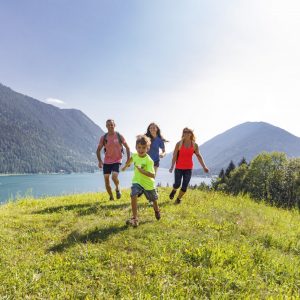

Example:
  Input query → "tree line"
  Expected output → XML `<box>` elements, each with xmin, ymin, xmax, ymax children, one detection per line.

<box><xmin>211</xmin><ymin>152</ymin><xmax>300</xmax><ymax>209</ymax></box>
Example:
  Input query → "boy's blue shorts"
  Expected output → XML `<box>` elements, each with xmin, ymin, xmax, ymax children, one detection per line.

<box><xmin>131</xmin><ymin>183</ymin><xmax>158</xmax><ymax>203</ymax></box>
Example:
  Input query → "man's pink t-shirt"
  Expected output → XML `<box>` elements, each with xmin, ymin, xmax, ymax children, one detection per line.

<box><xmin>99</xmin><ymin>132</ymin><xmax>125</xmax><ymax>164</ymax></box>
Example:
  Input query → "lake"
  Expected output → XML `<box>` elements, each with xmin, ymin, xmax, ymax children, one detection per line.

<box><xmin>0</xmin><ymin>168</ymin><xmax>212</xmax><ymax>204</ymax></box>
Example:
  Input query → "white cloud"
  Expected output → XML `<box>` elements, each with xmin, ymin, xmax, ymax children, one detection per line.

<box><xmin>45</xmin><ymin>98</ymin><xmax>66</xmax><ymax>106</ymax></box>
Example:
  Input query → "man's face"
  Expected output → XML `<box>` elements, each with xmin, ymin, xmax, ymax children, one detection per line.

<box><xmin>136</xmin><ymin>143</ymin><xmax>148</xmax><ymax>156</ymax></box>
<box><xmin>106</xmin><ymin>121</ymin><xmax>115</xmax><ymax>131</ymax></box>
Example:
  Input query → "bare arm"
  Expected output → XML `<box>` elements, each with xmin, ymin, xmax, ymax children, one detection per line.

<box><xmin>169</xmin><ymin>142</ymin><xmax>180</xmax><ymax>173</ymax></box>
<box><xmin>159</xmin><ymin>148</ymin><xmax>166</xmax><ymax>158</ymax></box>
<box><xmin>194</xmin><ymin>143</ymin><xmax>209</xmax><ymax>173</ymax></box>
<box><xmin>136</xmin><ymin>166</ymin><xmax>155</xmax><ymax>178</ymax></box>
<box><xmin>96</xmin><ymin>142</ymin><xmax>104</xmax><ymax>168</ymax></box>
<box><xmin>121</xmin><ymin>157</ymin><xmax>133</xmax><ymax>171</ymax></box>
<box><xmin>159</xmin><ymin>140</ymin><xmax>166</xmax><ymax>158</ymax></box>
<box><xmin>122</xmin><ymin>139</ymin><xmax>131</xmax><ymax>164</ymax></box>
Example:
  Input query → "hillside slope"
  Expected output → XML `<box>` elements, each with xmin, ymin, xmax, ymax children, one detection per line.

<box><xmin>160</xmin><ymin>122</ymin><xmax>300</xmax><ymax>173</ymax></box>
<box><xmin>0</xmin><ymin>83</ymin><xmax>104</xmax><ymax>173</ymax></box>
<box><xmin>1</xmin><ymin>189</ymin><xmax>299</xmax><ymax>298</ymax></box>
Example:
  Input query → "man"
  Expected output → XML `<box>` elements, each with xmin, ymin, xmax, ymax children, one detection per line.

<box><xmin>96</xmin><ymin>119</ymin><xmax>130</xmax><ymax>200</ymax></box>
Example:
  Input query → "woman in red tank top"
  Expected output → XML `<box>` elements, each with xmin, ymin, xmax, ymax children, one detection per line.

<box><xmin>169</xmin><ymin>128</ymin><xmax>209</xmax><ymax>204</ymax></box>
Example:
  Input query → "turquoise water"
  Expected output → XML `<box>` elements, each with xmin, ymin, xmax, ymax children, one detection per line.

<box><xmin>0</xmin><ymin>168</ymin><xmax>211</xmax><ymax>204</ymax></box>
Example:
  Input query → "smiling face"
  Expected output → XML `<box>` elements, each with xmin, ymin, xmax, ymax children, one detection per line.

<box><xmin>182</xmin><ymin>129</ymin><xmax>191</xmax><ymax>138</ymax></box>
<box><xmin>181</xmin><ymin>128</ymin><xmax>194</xmax><ymax>141</ymax></box>
<box><xmin>136</xmin><ymin>143</ymin><xmax>148</xmax><ymax>156</ymax></box>
<box><xmin>149</xmin><ymin>124</ymin><xmax>158</xmax><ymax>137</ymax></box>
<box><xmin>106</xmin><ymin>120</ymin><xmax>115</xmax><ymax>133</ymax></box>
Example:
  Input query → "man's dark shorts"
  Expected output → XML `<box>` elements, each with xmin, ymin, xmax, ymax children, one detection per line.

<box><xmin>154</xmin><ymin>161</ymin><xmax>159</xmax><ymax>167</ymax></box>
<box><xmin>103</xmin><ymin>163</ymin><xmax>121</xmax><ymax>175</ymax></box>
<box><xmin>131</xmin><ymin>183</ymin><xmax>158</xmax><ymax>203</ymax></box>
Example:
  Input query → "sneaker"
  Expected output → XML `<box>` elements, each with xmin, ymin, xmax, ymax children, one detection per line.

<box><xmin>169</xmin><ymin>190</ymin><xmax>176</xmax><ymax>200</ymax></box>
<box><xmin>175</xmin><ymin>198</ymin><xmax>181</xmax><ymax>204</ymax></box>
<box><xmin>116</xmin><ymin>190</ymin><xmax>121</xmax><ymax>199</ymax></box>
<box><xmin>126</xmin><ymin>217</ymin><xmax>139</xmax><ymax>227</ymax></box>
<box><xmin>109</xmin><ymin>196</ymin><xmax>114</xmax><ymax>201</ymax></box>
<box><xmin>154</xmin><ymin>210</ymin><xmax>161</xmax><ymax>220</ymax></box>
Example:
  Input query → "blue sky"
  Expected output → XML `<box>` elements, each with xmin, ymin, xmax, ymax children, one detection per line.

<box><xmin>1</xmin><ymin>0</ymin><xmax>300</xmax><ymax>151</ymax></box>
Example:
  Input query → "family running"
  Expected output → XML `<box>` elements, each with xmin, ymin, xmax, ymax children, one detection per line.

<box><xmin>96</xmin><ymin>119</ymin><xmax>209</xmax><ymax>227</ymax></box>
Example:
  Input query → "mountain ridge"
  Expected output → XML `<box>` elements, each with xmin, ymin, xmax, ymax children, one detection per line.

<box><xmin>0</xmin><ymin>83</ymin><xmax>104</xmax><ymax>173</ymax></box>
<box><xmin>1</xmin><ymin>83</ymin><xmax>300</xmax><ymax>174</ymax></box>
<box><xmin>160</xmin><ymin>121</ymin><xmax>300</xmax><ymax>173</ymax></box>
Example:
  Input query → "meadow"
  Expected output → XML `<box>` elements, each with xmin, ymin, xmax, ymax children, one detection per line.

<box><xmin>1</xmin><ymin>188</ymin><xmax>300</xmax><ymax>299</ymax></box>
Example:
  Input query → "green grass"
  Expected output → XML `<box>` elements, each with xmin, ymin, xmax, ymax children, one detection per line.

<box><xmin>1</xmin><ymin>188</ymin><xmax>300</xmax><ymax>299</ymax></box>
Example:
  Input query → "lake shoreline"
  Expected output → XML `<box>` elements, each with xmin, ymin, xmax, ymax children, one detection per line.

<box><xmin>0</xmin><ymin>170</ymin><xmax>212</xmax><ymax>204</ymax></box>
<box><xmin>0</xmin><ymin>172</ymin><xmax>99</xmax><ymax>176</ymax></box>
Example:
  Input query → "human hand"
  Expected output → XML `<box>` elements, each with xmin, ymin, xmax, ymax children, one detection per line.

<box><xmin>135</xmin><ymin>165</ymin><xmax>143</xmax><ymax>173</ymax></box>
<box><xmin>121</xmin><ymin>166</ymin><xmax>127</xmax><ymax>172</ymax></box>
<box><xmin>98</xmin><ymin>161</ymin><xmax>103</xmax><ymax>169</ymax></box>
<box><xmin>204</xmin><ymin>166</ymin><xmax>209</xmax><ymax>173</ymax></box>
<box><xmin>169</xmin><ymin>167</ymin><xmax>173</xmax><ymax>173</ymax></box>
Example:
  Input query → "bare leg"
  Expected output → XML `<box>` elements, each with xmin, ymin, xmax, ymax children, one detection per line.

<box><xmin>152</xmin><ymin>200</ymin><xmax>161</xmax><ymax>220</ymax></box>
<box><xmin>154</xmin><ymin>166</ymin><xmax>158</xmax><ymax>177</ymax></box>
<box><xmin>152</xmin><ymin>200</ymin><xmax>159</xmax><ymax>212</ymax></box>
<box><xmin>131</xmin><ymin>195</ymin><xmax>138</xmax><ymax>219</ymax></box>
<box><xmin>177</xmin><ymin>189</ymin><xmax>186</xmax><ymax>200</ymax></box>
<box><xmin>169</xmin><ymin>188</ymin><xmax>177</xmax><ymax>199</ymax></box>
<box><xmin>111</xmin><ymin>172</ymin><xmax>120</xmax><ymax>191</ymax></box>
<box><xmin>104</xmin><ymin>174</ymin><xmax>114</xmax><ymax>199</ymax></box>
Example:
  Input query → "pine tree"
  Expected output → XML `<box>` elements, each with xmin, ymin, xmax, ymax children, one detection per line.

<box><xmin>225</xmin><ymin>161</ymin><xmax>236</xmax><ymax>178</ymax></box>
<box><xmin>238</xmin><ymin>157</ymin><xmax>248</xmax><ymax>166</ymax></box>
<box><xmin>218</xmin><ymin>168</ymin><xmax>225</xmax><ymax>183</ymax></box>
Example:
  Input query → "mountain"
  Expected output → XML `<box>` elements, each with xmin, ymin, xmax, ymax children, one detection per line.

<box><xmin>0</xmin><ymin>83</ymin><xmax>104</xmax><ymax>173</ymax></box>
<box><xmin>160</xmin><ymin>122</ymin><xmax>300</xmax><ymax>174</ymax></box>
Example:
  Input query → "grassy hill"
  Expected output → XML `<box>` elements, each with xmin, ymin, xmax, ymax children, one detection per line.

<box><xmin>1</xmin><ymin>189</ymin><xmax>300</xmax><ymax>299</ymax></box>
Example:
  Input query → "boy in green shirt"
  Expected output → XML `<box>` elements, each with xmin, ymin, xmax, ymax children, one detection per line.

<box><xmin>122</xmin><ymin>135</ymin><xmax>160</xmax><ymax>227</ymax></box>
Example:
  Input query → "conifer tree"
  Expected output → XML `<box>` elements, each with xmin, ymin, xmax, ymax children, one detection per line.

<box><xmin>225</xmin><ymin>160</ymin><xmax>236</xmax><ymax>178</ymax></box>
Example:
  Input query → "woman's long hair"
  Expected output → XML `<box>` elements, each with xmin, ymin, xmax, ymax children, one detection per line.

<box><xmin>146</xmin><ymin>122</ymin><xmax>168</xmax><ymax>142</ymax></box>
<box><xmin>181</xmin><ymin>127</ymin><xmax>196</xmax><ymax>142</ymax></box>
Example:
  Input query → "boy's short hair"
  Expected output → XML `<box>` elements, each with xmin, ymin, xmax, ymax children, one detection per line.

<box><xmin>136</xmin><ymin>135</ymin><xmax>151</xmax><ymax>147</ymax></box>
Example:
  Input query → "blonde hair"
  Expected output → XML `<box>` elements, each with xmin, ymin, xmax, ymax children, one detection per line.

<box><xmin>136</xmin><ymin>135</ymin><xmax>151</xmax><ymax>147</ymax></box>
<box><xmin>181</xmin><ymin>127</ymin><xmax>196</xmax><ymax>142</ymax></box>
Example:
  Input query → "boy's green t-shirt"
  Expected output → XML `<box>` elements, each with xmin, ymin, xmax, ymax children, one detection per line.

<box><xmin>132</xmin><ymin>153</ymin><xmax>155</xmax><ymax>190</ymax></box>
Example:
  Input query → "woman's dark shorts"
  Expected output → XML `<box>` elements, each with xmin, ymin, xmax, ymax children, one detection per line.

<box><xmin>153</xmin><ymin>161</ymin><xmax>160</xmax><ymax>167</ymax></box>
<box><xmin>131</xmin><ymin>183</ymin><xmax>158</xmax><ymax>203</ymax></box>
<box><xmin>103</xmin><ymin>163</ymin><xmax>121</xmax><ymax>175</ymax></box>
<box><xmin>173</xmin><ymin>168</ymin><xmax>192</xmax><ymax>192</ymax></box>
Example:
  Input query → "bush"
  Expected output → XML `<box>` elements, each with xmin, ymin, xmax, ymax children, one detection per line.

<box><xmin>213</xmin><ymin>152</ymin><xmax>300</xmax><ymax>209</ymax></box>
